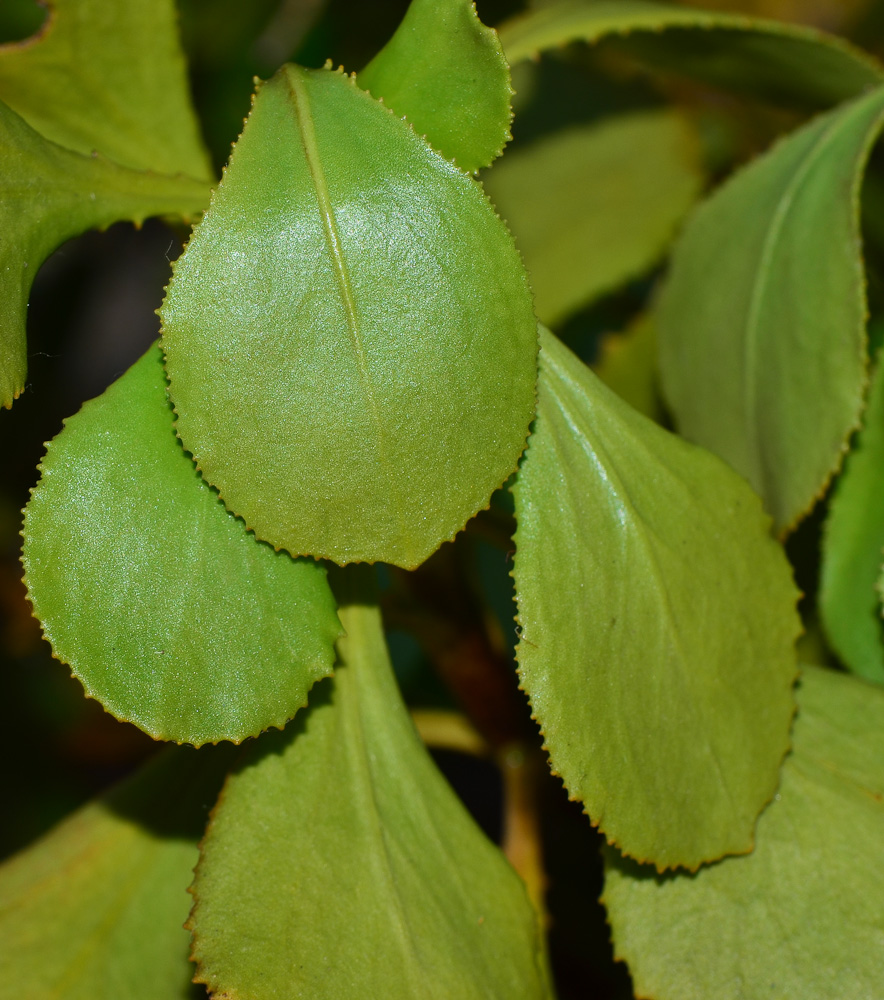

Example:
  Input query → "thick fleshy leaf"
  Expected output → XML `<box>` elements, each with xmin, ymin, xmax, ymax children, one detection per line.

<box><xmin>189</xmin><ymin>566</ymin><xmax>547</xmax><ymax>1000</ymax></box>
<box><xmin>482</xmin><ymin>111</ymin><xmax>702</xmax><ymax>326</ymax></box>
<box><xmin>499</xmin><ymin>0</ymin><xmax>884</xmax><ymax>108</ymax></box>
<box><xmin>161</xmin><ymin>65</ymin><xmax>537</xmax><ymax>569</ymax></box>
<box><xmin>512</xmin><ymin>329</ymin><xmax>799</xmax><ymax>869</ymax></box>
<box><xmin>603</xmin><ymin>665</ymin><xmax>884</xmax><ymax>999</ymax></box>
<box><xmin>0</xmin><ymin>745</ymin><xmax>233</xmax><ymax>1000</ymax></box>
<box><xmin>22</xmin><ymin>346</ymin><xmax>341</xmax><ymax>746</ymax></box>
<box><xmin>658</xmin><ymin>87</ymin><xmax>884</xmax><ymax>534</ymax></box>
<box><xmin>0</xmin><ymin>0</ymin><xmax>211</xmax><ymax>179</ymax></box>
<box><xmin>0</xmin><ymin>99</ymin><xmax>208</xmax><ymax>408</ymax></box>
<box><xmin>358</xmin><ymin>0</ymin><xmax>512</xmax><ymax>173</ymax></box>
<box><xmin>820</xmin><ymin>349</ymin><xmax>884</xmax><ymax>684</ymax></box>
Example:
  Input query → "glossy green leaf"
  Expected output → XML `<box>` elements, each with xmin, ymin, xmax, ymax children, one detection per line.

<box><xmin>658</xmin><ymin>87</ymin><xmax>884</xmax><ymax>534</ymax></box>
<box><xmin>190</xmin><ymin>566</ymin><xmax>547</xmax><ymax>1000</ymax></box>
<box><xmin>482</xmin><ymin>111</ymin><xmax>702</xmax><ymax>326</ymax></box>
<box><xmin>0</xmin><ymin>99</ymin><xmax>208</xmax><ymax>408</ymax></box>
<box><xmin>161</xmin><ymin>64</ymin><xmax>537</xmax><ymax>570</ymax></box>
<box><xmin>512</xmin><ymin>329</ymin><xmax>799</xmax><ymax>869</ymax></box>
<box><xmin>22</xmin><ymin>346</ymin><xmax>341</xmax><ymax>746</ymax></box>
<box><xmin>0</xmin><ymin>745</ymin><xmax>233</xmax><ymax>1000</ymax></box>
<box><xmin>499</xmin><ymin>0</ymin><xmax>884</xmax><ymax>108</ymax></box>
<box><xmin>820</xmin><ymin>349</ymin><xmax>884</xmax><ymax>684</ymax></box>
<box><xmin>0</xmin><ymin>0</ymin><xmax>211</xmax><ymax>179</ymax></box>
<box><xmin>603</xmin><ymin>665</ymin><xmax>884</xmax><ymax>999</ymax></box>
<box><xmin>593</xmin><ymin>313</ymin><xmax>663</xmax><ymax>423</ymax></box>
<box><xmin>358</xmin><ymin>0</ymin><xmax>512</xmax><ymax>173</ymax></box>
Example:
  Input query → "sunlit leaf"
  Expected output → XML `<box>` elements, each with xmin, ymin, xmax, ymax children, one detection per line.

<box><xmin>0</xmin><ymin>745</ymin><xmax>233</xmax><ymax>1000</ymax></box>
<box><xmin>0</xmin><ymin>100</ymin><xmax>208</xmax><ymax>408</ymax></box>
<box><xmin>22</xmin><ymin>346</ymin><xmax>341</xmax><ymax>746</ymax></box>
<box><xmin>593</xmin><ymin>313</ymin><xmax>663</xmax><ymax>422</ymax></box>
<box><xmin>0</xmin><ymin>0</ymin><xmax>212</xmax><ymax>179</ymax></box>
<box><xmin>358</xmin><ymin>0</ymin><xmax>512</xmax><ymax>172</ymax></box>
<box><xmin>499</xmin><ymin>0</ymin><xmax>884</xmax><ymax>108</ymax></box>
<box><xmin>512</xmin><ymin>328</ymin><xmax>799</xmax><ymax>869</ymax></box>
<box><xmin>820</xmin><ymin>348</ymin><xmax>884</xmax><ymax>684</ymax></box>
<box><xmin>603</xmin><ymin>664</ymin><xmax>884</xmax><ymax>999</ymax></box>
<box><xmin>483</xmin><ymin>111</ymin><xmax>702</xmax><ymax>326</ymax></box>
<box><xmin>658</xmin><ymin>87</ymin><xmax>884</xmax><ymax>533</ymax></box>
<box><xmin>190</xmin><ymin>566</ymin><xmax>547</xmax><ymax>1000</ymax></box>
<box><xmin>161</xmin><ymin>65</ymin><xmax>537</xmax><ymax>569</ymax></box>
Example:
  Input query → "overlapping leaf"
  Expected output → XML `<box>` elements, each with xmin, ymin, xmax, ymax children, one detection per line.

<box><xmin>512</xmin><ymin>329</ymin><xmax>799</xmax><ymax>869</ymax></box>
<box><xmin>161</xmin><ymin>64</ymin><xmax>537</xmax><ymax>569</ymax></box>
<box><xmin>0</xmin><ymin>0</ymin><xmax>211</xmax><ymax>179</ymax></box>
<box><xmin>358</xmin><ymin>0</ymin><xmax>512</xmax><ymax>172</ymax></box>
<box><xmin>657</xmin><ymin>86</ymin><xmax>884</xmax><ymax>533</ymax></box>
<box><xmin>594</xmin><ymin>313</ymin><xmax>663</xmax><ymax>422</ymax></box>
<box><xmin>0</xmin><ymin>745</ymin><xmax>233</xmax><ymax>1000</ymax></box>
<box><xmin>820</xmin><ymin>348</ymin><xmax>884</xmax><ymax>684</ymax></box>
<box><xmin>603</xmin><ymin>665</ymin><xmax>884</xmax><ymax>999</ymax></box>
<box><xmin>0</xmin><ymin>100</ymin><xmax>208</xmax><ymax>407</ymax></box>
<box><xmin>498</xmin><ymin>0</ymin><xmax>884</xmax><ymax>108</ymax></box>
<box><xmin>22</xmin><ymin>346</ymin><xmax>341</xmax><ymax>746</ymax></box>
<box><xmin>190</xmin><ymin>567</ymin><xmax>547</xmax><ymax>1000</ymax></box>
<box><xmin>482</xmin><ymin>110</ymin><xmax>702</xmax><ymax>326</ymax></box>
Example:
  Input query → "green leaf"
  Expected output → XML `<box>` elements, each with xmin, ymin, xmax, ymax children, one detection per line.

<box><xmin>22</xmin><ymin>346</ymin><xmax>341</xmax><ymax>746</ymax></box>
<box><xmin>0</xmin><ymin>0</ymin><xmax>212</xmax><ymax>179</ymax></box>
<box><xmin>658</xmin><ymin>87</ymin><xmax>884</xmax><ymax>534</ymax></box>
<box><xmin>0</xmin><ymin>745</ymin><xmax>233</xmax><ymax>1000</ymax></box>
<box><xmin>161</xmin><ymin>65</ymin><xmax>537</xmax><ymax>570</ymax></box>
<box><xmin>498</xmin><ymin>0</ymin><xmax>884</xmax><ymax>108</ymax></box>
<box><xmin>593</xmin><ymin>313</ymin><xmax>663</xmax><ymax>423</ymax></box>
<box><xmin>482</xmin><ymin>110</ymin><xmax>702</xmax><ymax>326</ymax></box>
<box><xmin>358</xmin><ymin>0</ymin><xmax>512</xmax><ymax>173</ymax></box>
<box><xmin>189</xmin><ymin>566</ymin><xmax>547</xmax><ymax>1000</ymax></box>
<box><xmin>0</xmin><ymin>99</ymin><xmax>208</xmax><ymax>408</ymax></box>
<box><xmin>512</xmin><ymin>328</ymin><xmax>799</xmax><ymax>869</ymax></box>
<box><xmin>820</xmin><ymin>348</ymin><xmax>884</xmax><ymax>684</ymax></box>
<box><xmin>603</xmin><ymin>665</ymin><xmax>884</xmax><ymax>999</ymax></box>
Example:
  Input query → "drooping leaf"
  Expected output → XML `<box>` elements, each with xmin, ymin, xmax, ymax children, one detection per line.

<box><xmin>482</xmin><ymin>111</ymin><xmax>702</xmax><ymax>326</ymax></box>
<box><xmin>499</xmin><ymin>0</ymin><xmax>884</xmax><ymax>108</ymax></box>
<box><xmin>0</xmin><ymin>0</ymin><xmax>212</xmax><ymax>179</ymax></box>
<box><xmin>593</xmin><ymin>313</ymin><xmax>663</xmax><ymax>422</ymax></box>
<box><xmin>512</xmin><ymin>328</ymin><xmax>799</xmax><ymax>869</ymax></box>
<box><xmin>358</xmin><ymin>0</ymin><xmax>512</xmax><ymax>173</ymax></box>
<box><xmin>820</xmin><ymin>348</ymin><xmax>884</xmax><ymax>684</ymax></box>
<box><xmin>161</xmin><ymin>64</ymin><xmax>537</xmax><ymax>570</ymax></box>
<box><xmin>0</xmin><ymin>100</ymin><xmax>208</xmax><ymax>408</ymax></box>
<box><xmin>657</xmin><ymin>86</ymin><xmax>884</xmax><ymax>534</ymax></box>
<box><xmin>603</xmin><ymin>664</ymin><xmax>884</xmax><ymax>999</ymax></box>
<box><xmin>0</xmin><ymin>745</ymin><xmax>234</xmax><ymax>1000</ymax></box>
<box><xmin>22</xmin><ymin>346</ymin><xmax>341</xmax><ymax>746</ymax></box>
<box><xmin>189</xmin><ymin>566</ymin><xmax>547</xmax><ymax>1000</ymax></box>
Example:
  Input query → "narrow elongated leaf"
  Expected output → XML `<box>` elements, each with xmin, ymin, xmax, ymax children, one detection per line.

<box><xmin>0</xmin><ymin>0</ymin><xmax>211</xmax><ymax>179</ymax></box>
<box><xmin>23</xmin><ymin>346</ymin><xmax>341</xmax><ymax>746</ymax></box>
<box><xmin>482</xmin><ymin>110</ymin><xmax>702</xmax><ymax>326</ymax></box>
<box><xmin>512</xmin><ymin>329</ymin><xmax>799</xmax><ymax>869</ymax></box>
<box><xmin>358</xmin><ymin>0</ymin><xmax>512</xmax><ymax>172</ymax></box>
<box><xmin>499</xmin><ymin>0</ymin><xmax>884</xmax><ymax>108</ymax></box>
<box><xmin>820</xmin><ymin>349</ymin><xmax>884</xmax><ymax>684</ymax></box>
<box><xmin>161</xmin><ymin>65</ymin><xmax>537</xmax><ymax>569</ymax></box>
<box><xmin>0</xmin><ymin>746</ymin><xmax>233</xmax><ymax>1000</ymax></box>
<box><xmin>190</xmin><ymin>566</ymin><xmax>546</xmax><ymax>1000</ymax></box>
<box><xmin>603</xmin><ymin>665</ymin><xmax>884</xmax><ymax>1000</ymax></box>
<box><xmin>658</xmin><ymin>87</ymin><xmax>884</xmax><ymax>533</ymax></box>
<box><xmin>0</xmin><ymin>100</ymin><xmax>208</xmax><ymax>408</ymax></box>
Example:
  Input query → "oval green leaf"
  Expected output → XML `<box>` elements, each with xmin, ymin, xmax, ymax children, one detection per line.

<box><xmin>190</xmin><ymin>566</ymin><xmax>547</xmax><ymax>999</ymax></box>
<box><xmin>358</xmin><ymin>0</ymin><xmax>512</xmax><ymax>173</ymax></box>
<box><xmin>512</xmin><ymin>328</ymin><xmax>800</xmax><ymax>869</ymax></box>
<box><xmin>22</xmin><ymin>346</ymin><xmax>341</xmax><ymax>746</ymax></box>
<box><xmin>161</xmin><ymin>64</ymin><xmax>537</xmax><ymax>569</ymax></box>
<box><xmin>658</xmin><ymin>86</ymin><xmax>884</xmax><ymax>534</ymax></box>
<box><xmin>0</xmin><ymin>746</ymin><xmax>233</xmax><ymax>1000</ymax></box>
<box><xmin>603</xmin><ymin>665</ymin><xmax>884</xmax><ymax>999</ymax></box>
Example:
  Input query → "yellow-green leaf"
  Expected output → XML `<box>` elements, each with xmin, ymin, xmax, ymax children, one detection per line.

<box><xmin>512</xmin><ymin>328</ymin><xmax>799</xmax><ymax>869</ymax></box>
<box><xmin>594</xmin><ymin>313</ymin><xmax>663</xmax><ymax>422</ymax></box>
